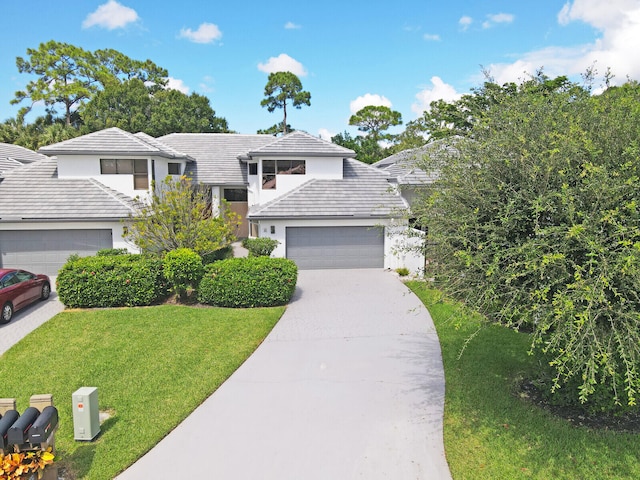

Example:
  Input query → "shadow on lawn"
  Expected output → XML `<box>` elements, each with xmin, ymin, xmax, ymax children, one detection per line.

<box><xmin>58</xmin><ymin>414</ymin><xmax>119</xmax><ymax>480</ymax></box>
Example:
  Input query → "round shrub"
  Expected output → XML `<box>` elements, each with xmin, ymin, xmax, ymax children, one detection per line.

<box><xmin>198</xmin><ymin>257</ymin><xmax>297</xmax><ymax>308</ymax></box>
<box><xmin>241</xmin><ymin>237</ymin><xmax>280</xmax><ymax>257</ymax></box>
<box><xmin>163</xmin><ymin>248</ymin><xmax>204</xmax><ymax>300</ymax></box>
<box><xmin>57</xmin><ymin>254</ymin><xmax>166</xmax><ymax>308</ymax></box>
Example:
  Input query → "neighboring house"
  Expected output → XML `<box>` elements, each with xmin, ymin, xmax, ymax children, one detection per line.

<box><xmin>0</xmin><ymin>142</ymin><xmax>49</xmax><ymax>174</ymax></box>
<box><xmin>0</xmin><ymin>127</ymin><xmax>425</xmax><ymax>275</ymax></box>
<box><xmin>372</xmin><ymin>140</ymin><xmax>452</xmax><ymax>208</ymax></box>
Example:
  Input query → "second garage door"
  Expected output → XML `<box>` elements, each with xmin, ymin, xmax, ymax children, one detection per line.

<box><xmin>0</xmin><ymin>229</ymin><xmax>113</xmax><ymax>276</ymax></box>
<box><xmin>286</xmin><ymin>226</ymin><xmax>384</xmax><ymax>269</ymax></box>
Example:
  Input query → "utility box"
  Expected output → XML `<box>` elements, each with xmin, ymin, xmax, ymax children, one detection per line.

<box><xmin>72</xmin><ymin>387</ymin><xmax>100</xmax><ymax>441</ymax></box>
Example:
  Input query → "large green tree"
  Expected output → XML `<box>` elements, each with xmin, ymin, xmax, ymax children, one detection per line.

<box><xmin>260</xmin><ymin>71</ymin><xmax>310</xmax><ymax>135</ymax></box>
<box><xmin>415</xmin><ymin>74</ymin><xmax>640</xmax><ymax>412</ymax></box>
<box><xmin>331</xmin><ymin>131</ymin><xmax>384</xmax><ymax>165</ymax></box>
<box><xmin>12</xmin><ymin>40</ymin><xmax>169</xmax><ymax>127</ymax></box>
<box><xmin>348</xmin><ymin>105</ymin><xmax>402</xmax><ymax>143</ymax></box>
<box><xmin>125</xmin><ymin>176</ymin><xmax>239</xmax><ymax>257</ymax></box>
<box><xmin>12</xmin><ymin>41</ymin><xmax>103</xmax><ymax>126</ymax></box>
<box><xmin>81</xmin><ymin>79</ymin><xmax>229</xmax><ymax>136</ymax></box>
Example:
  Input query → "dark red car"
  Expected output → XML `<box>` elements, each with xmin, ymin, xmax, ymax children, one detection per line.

<box><xmin>0</xmin><ymin>269</ymin><xmax>51</xmax><ymax>324</ymax></box>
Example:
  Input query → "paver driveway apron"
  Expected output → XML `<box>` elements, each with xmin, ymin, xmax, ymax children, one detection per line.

<box><xmin>117</xmin><ymin>269</ymin><xmax>451</xmax><ymax>480</ymax></box>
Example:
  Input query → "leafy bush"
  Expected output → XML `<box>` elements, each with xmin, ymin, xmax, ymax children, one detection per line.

<box><xmin>125</xmin><ymin>175</ymin><xmax>239</xmax><ymax>256</ymax></box>
<box><xmin>198</xmin><ymin>257</ymin><xmax>297</xmax><ymax>307</ymax></box>
<box><xmin>416</xmin><ymin>76</ymin><xmax>640</xmax><ymax>412</ymax></box>
<box><xmin>201</xmin><ymin>246</ymin><xmax>233</xmax><ymax>265</ymax></box>
<box><xmin>395</xmin><ymin>267</ymin><xmax>410</xmax><ymax>276</ymax></box>
<box><xmin>241</xmin><ymin>237</ymin><xmax>279</xmax><ymax>257</ymax></box>
<box><xmin>96</xmin><ymin>248</ymin><xmax>129</xmax><ymax>256</ymax></box>
<box><xmin>163</xmin><ymin>248</ymin><xmax>203</xmax><ymax>300</ymax></box>
<box><xmin>57</xmin><ymin>254</ymin><xmax>166</xmax><ymax>308</ymax></box>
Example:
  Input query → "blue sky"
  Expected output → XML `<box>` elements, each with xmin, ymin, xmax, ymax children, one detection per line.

<box><xmin>2</xmin><ymin>0</ymin><xmax>639</xmax><ymax>139</ymax></box>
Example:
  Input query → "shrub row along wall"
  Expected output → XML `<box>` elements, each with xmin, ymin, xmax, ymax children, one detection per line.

<box><xmin>56</xmin><ymin>254</ymin><xmax>298</xmax><ymax>309</ymax></box>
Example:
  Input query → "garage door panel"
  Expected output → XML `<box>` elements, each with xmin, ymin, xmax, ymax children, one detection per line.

<box><xmin>0</xmin><ymin>229</ymin><xmax>113</xmax><ymax>276</ymax></box>
<box><xmin>287</xmin><ymin>226</ymin><xmax>384</xmax><ymax>269</ymax></box>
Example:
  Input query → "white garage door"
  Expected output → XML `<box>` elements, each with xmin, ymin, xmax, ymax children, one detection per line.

<box><xmin>286</xmin><ymin>226</ymin><xmax>384</xmax><ymax>269</ymax></box>
<box><xmin>0</xmin><ymin>229</ymin><xmax>113</xmax><ymax>276</ymax></box>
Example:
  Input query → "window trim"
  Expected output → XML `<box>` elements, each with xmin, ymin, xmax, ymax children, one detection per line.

<box><xmin>100</xmin><ymin>158</ymin><xmax>149</xmax><ymax>190</ymax></box>
<box><xmin>168</xmin><ymin>162</ymin><xmax>181</xmax><ymax>175</ymax></box>
<box><xmin>261</xmin><ymin>159</ymin><xmax>306</xmax><ymax>189</ymax></box>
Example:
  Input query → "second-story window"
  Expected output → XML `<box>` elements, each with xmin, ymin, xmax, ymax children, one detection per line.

<box><xmin>100</xmin><ymin>159</ymin><xmax>149</xmax><ymax>190</ymax></box>
<box><xmin>262</xmin><ymin>160</ymin><xmax>305</xmax><ymax>189</ymax></box>
<box><xmin>168</xmin><ymin>163</ymin><xmax>181</xmax><ymax>175</ymax></box>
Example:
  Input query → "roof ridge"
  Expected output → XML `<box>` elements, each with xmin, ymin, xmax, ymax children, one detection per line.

<box><xmin>88</xmin><ymin>178</ymin><xmax>140</xmax><ymax>212</ymax></box>
<box><xmin>2</xmin><ymin>157</ymin><xmax>55</xmax><ymax>177</ymax></box>
<box><xmin>345</xmin><ymin>157</ymin><xmax>392</xmax><ymax>179</ymax></box>
<box><xmin>249</xmin><ymin>178</ymin><xmax>318</xmax><ymax>215</ymax></box>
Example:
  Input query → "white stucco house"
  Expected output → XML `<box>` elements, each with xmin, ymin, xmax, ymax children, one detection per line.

<box><xmin>0</xmin><ymin>128</ymin><xmax>425</xmax><ymax>276</ymax></box>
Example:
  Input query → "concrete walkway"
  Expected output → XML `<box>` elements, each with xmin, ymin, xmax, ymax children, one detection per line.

<box><xmin>117</xmin><ymin>269</ymin><xmax>451</xmax><ymax>480</ymax></box>
<box><xmin>0</xmin><ymin>279</ymin><xmax>64</xmax><ymax>357</ymax></box>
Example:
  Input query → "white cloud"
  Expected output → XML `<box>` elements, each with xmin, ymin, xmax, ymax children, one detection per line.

<box><xmin>459</xmin><ymin>16</ymin><xmax>473</xmax><ymax>31</ymax></box>
<box><xmin>411</xmin><ymin>77</ymin><xmax>462</xmax><ymax>115</ymax></box>
<box><xmin>285</xmin><ymin>21</ymin><xmax>301</xmax><ymax>29</ymax></box>
<box><xmin>423</xmin><ymin>33</ymin><xmax>441</xmax><ymax>41</ymax></box>
<box><xmin>482</xmin><ymin>13</ymin><xmax>515</xmax><ymax>29</ymax></box>
<box><xmin>257</xmin><ymin>54</ymin><xmax>307</xmax><ymax>77</ymax></box>
<box><xmin>166</xmin><ymin>77</ymin><xmax>189</xmax><ymax>94</ymax></box>
<box><xmin>349</xmin><ymin>94</ymin><xmax>392</xmax><ymax>115</ymax></box>
<box><xmin>558</xmin><ymin>0</ymin><xmax>637</xmax><ymax>29</ymax></box>
<box><xmin>486</xmin><ymin>1</ymin><xmax>640</xmax><ymax>85</ymax></box>
<box><xmin>179</xmin><ymin>23</ymin><xmax>222</xmax><ymax>44</ymax></box>
<box><xmin>318</xmin><ymin>128</ymin><xmax>334</xmax><ymax>141</ymax></box>
<box><xmin>82</xmin><ymin>0</ymin><xmax>139</xmax><ymax>30</ymax></box>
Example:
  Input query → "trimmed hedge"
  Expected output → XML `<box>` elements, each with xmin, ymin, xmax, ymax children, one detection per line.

<box><xmin>201</xmin><ymin>246</ymin><xmax>234</xmax><ymax>265</ymax></box>
<box><xmin>198</xmin><ymin>257</ymin><xmax>297</xmax><ymax>307</ymax></box>
<box><xmin>241</xmin><ymin>237</ymin><xmax>280</xmax><ymax>257</ymax></box>
<box><xmin>163</xmin><ymin>248</ymin><xmax>203</xmax><ymax>299</ymax></box>
<box><xmin>56</xmin><ymin>254</ymin><xmax>166</xmax><ymax>308</ymax></box>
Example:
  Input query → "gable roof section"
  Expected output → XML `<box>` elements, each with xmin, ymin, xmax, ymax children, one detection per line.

<box><xmin>248</xmin><ymin>158</ymin><xmax>406</xmax><ymax>219</ymax></box>
<box><xmin>0</xmin><ymin>143</ymin><xmax>48</xmax><ymax>164</ymax></box>
<box><xmin>0</xmin><ymin>159</ymin><xmax>139</xmax><ymax>221</ymax></box>
<box><xmin>246</xmin><ymin>130</ymin><xmax>355</xmax><ymax>158</ymax></box>
<box><xmin>159</xmin><ymin>133</ymin><xmax>274</xmax><ymax>184</ymax></box>
<box><xmin>373</xmin><ymin>138</ymin><xmax>460</xmax><ymax>185</ymax></box>
<box><xmin>38</xmin><ymin>127</ymin><xmax>192</xmax><ymax>160</ymax></box>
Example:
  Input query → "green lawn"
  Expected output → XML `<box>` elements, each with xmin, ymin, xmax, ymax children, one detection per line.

<box><xmin>0</xmin><ymin>305</ymin><xmax>284</xmax><ymax>480</ymax></box>
<box><xmin>406</xmin><ymin>281</ymin><xmax>640</xmax><ymax>480</ymax></box>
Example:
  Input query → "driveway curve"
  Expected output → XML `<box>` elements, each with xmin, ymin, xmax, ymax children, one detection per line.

<box><xmin>118</xmin><ymin>269</ymin><xmax>451</xmax><ymax>479</ymax></box>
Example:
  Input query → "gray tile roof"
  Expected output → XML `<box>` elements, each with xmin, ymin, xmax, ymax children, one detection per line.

<box><xmin>246</xmin><ymin>130</ymin><xmax>356</xmax><ymax>158</ymax></box>
<box><xmin>0</xmin><ymin>143</ymin><xmax>48</xmax><ymax>164</ymax></box>
<box><xmin>38</xmin><ymin>127</ymin><xmax>192</xmax><ymax>159</ymax></box>
<box><xmin>248</xmin><ymin>159</ymin><xmax>407</xmax><ymax>219</ymax></box>
<box><xmin>373</xmin><ymin>138</ymin><xmax>459</xmax><ymax>185</ymax></box>
<box><xmin>0</xmin><ymin>159</ymin><xmax>139</xmax><ymax>221</ymax></box>
<box><xmin>159</xmin><ymin>133</ymin><xmax>274</xmax><ymax>184</ymax></box>
<box><xmin>0</xmin><ymin>157</ymin><xmax>23</xmax><ymax>174</ymax></box>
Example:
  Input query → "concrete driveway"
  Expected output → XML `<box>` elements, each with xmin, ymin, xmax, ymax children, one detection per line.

<box><xmin>0</xmin><ymin>279</ymin><xmax>64</xmax><ymax>356</ymax></box>
<box><xmin>118</xmin><ymin>269</ymin><xmax>451</xmax><ymax>479</ymax></box>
